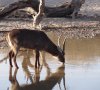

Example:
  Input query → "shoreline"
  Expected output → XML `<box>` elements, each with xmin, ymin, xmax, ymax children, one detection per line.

<box><xmin>0</xmin><ymin>17</ymin><xmax>100</xmax><ymax>48</ymax></box>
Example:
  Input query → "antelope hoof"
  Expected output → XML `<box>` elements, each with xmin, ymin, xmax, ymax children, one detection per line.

<box><xmin>38</xmin><ymin>63</ymin><xmax>40</xmax><ymax>67</ymax></box>
<box><xmin>10</xmin><ymin>65</ymin><xmax>13</xmax><ymax>68</ymax></box>
<box><xmin>35</xmin><ymin>64</ymin><xmax>40</xmax><ymax>69</ymax></box>
<box><xmin>16</xmin><ymin>65</ymin><xmax>19</xmax><ymax>69</ymax></box>
<box><xmin>16</xmin><ymin>66</ymin><xmax>19</xmax><ymax>69</ymax></box>
<box><xmin>35</xmin><ymin>65</ymin><xmax>37</xmax><ymax>68</ymax></box>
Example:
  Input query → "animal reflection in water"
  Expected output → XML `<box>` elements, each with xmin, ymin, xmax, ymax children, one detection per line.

<box><xmin>8</xmin><ymin>51</ymin><xmax>66</xmax><ymax>90</ymax></box>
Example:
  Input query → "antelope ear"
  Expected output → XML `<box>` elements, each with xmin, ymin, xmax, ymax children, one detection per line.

<box><xmin>63</xmin><ymin>37</ymin><xmax>67</xmax><ymax>53</ymax></box>
<box><xmin>57</xmin><ymin>34</ymin><xmax>62</xmax><ymax>47</ymax></box>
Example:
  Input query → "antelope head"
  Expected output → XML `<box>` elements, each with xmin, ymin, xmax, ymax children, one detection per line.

<box><xmin>57</xmin><ymin>34</ymin><xmax>67</xmax><ymax>63</ymax></box>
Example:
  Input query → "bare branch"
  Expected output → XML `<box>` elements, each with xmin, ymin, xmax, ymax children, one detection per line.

<box><xmin>33</xmin><ymin>0</ymin><xmax>45</xmax><ymax>29</ymax></box>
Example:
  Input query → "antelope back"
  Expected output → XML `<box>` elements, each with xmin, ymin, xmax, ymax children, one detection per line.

<box><xmin>7</xmin><ymin>29</ymin><xmax>52</xmax><ymax>50</ymax></box>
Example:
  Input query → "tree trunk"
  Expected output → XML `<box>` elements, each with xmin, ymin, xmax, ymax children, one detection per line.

<box><xmin>0</xmin><ymin>0</ymin><xmax>85</xmax><ymax>19</ymax></box>
<box><xmin>71</xmin><ymin>0</ymin><xmax>85</xmax><ymax>19</ymax></box>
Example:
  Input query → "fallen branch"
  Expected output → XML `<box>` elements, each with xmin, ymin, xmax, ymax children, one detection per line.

<box><xmin>0</xmin><ymin>0</ymin><xmax>76</xmax><ymax>19</ymax></box>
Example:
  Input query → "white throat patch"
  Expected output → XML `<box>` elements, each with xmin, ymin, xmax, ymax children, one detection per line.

<box><xmin>57</xmin><ymin>46</ymin><xmax>63</xmax><ymax>54</ymax></box>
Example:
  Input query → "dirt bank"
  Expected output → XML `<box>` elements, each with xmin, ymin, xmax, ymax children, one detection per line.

<box><xmin>0</xmin><ymin>17</ymin><xmax>100</xmax><ymax>48</ymax></box>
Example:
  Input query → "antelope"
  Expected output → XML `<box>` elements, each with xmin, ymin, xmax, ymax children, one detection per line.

<box><xmin>6</xmin><ymin>29</ymin><xmax>66</xmax><ymax>69</ymax></box>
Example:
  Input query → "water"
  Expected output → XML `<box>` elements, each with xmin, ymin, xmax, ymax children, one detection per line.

<box><xmin>0</xmin><ymin>32</ymin><xmax>100</xmax><ymax>90</ymax></box>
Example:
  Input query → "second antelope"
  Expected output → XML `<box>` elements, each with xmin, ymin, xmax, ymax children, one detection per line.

<box><xmin>6</xmin><ymin>29</ymin><xmax>66</xmax><ymax>68</ymax></box>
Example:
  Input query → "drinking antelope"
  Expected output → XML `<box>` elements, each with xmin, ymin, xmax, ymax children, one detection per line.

<box><xmin>6</xmin><ymin>29</ymin><xmax>66</xmax><ymax>68</ymax></box>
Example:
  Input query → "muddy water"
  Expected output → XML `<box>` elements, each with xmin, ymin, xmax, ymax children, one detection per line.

<box><xmin>0</xmin><ymin>32</ymin><xmax>100</xmax><ymax>90</ymax></box>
